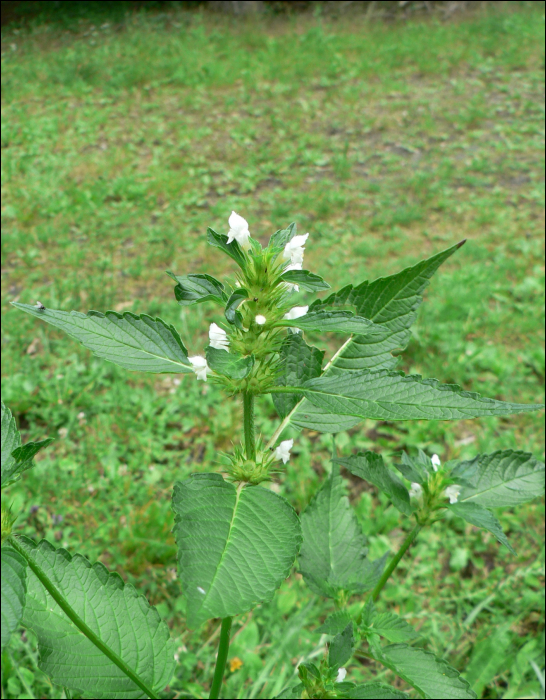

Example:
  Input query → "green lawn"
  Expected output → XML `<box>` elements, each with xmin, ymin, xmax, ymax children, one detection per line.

<box><xmin>1</xmin><ymin>4</ymin><xmax>545</xmax><ymax>698</ymax></box>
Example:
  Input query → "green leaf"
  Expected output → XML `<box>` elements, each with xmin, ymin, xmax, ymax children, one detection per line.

<box><xmin>335</xmin><ymin>452</ymin><xmax>411</xmax><ymax>516</ymax></box>
<box><xmin>394</xmin><ymin>452</ymin><xmax>430</xmax><ymax>485</ymax></box>
<box><xmin>12</xmin><ymin>303</ymin><xmax>193</xmax><ymax>374</ymax></box>
<box><xmin>1</xmin><ymin>548</ymin><xmax>26</xmax><ymax>653</ymax></box>
<box><xmin>372</xmin><ymin>644</ymin><xmax>477</xmax><ymax>699</ymax></box>
<box><xmin>225</xmin><ymin>288</ymin><xmax>249</xmax><ymax>328</ymax></box>
<box><xmin>1</xmin><ymin>401</ymin><xmax>53</xmax><ymax>488</ymax></box>
<box><xmin>454</xmin><ymin>450</ymin><xmax>545</xmax><ymax>508</ymax></box>
<box><xmin>299</xmin><ymin>463</ymin><xmax>385</xmax><ymax>598</ymax></box>
<box><xmin>172</xmin><ymin>474</ymin><xmax>301</xmax><ymax>628</ymax></box>
<box><xmin>274</xmin><ymin>683</ymin><xmax>304</xmax><ymax>699</ymax></box>
<box><xmin>328</xmin><ymin>623</ymin><xmax>355</xmax><ymax>669</ymax></box>
<box><xmin>279</xmin><ymin>269</ymin><xmax>330</xmax><ymax>292</ymax></box>
<box><xmin>277</xmin><ymin>308</ymin><xmax>381</xmax><ymax>335</ymax></box>
<box><xmin>166</xmin><ymin>271</ymin><xmax>226</xmax><ymax>306</ymax></box>
<box><xmin>15</xmin><ymin>537</ymin><xmax>175</xmax><ymax>699</ymax></box>
<box><xmin>273</xmin><ymin>335</ymin><xmax>324</xmax><ymax>419</ymax></box>
<box><xmin>277</xmin><ymin>370</ymin><xmax>543</xmax><ymax>430</ymax></box>
<box><xmin>316</xmin><ymin>610</ymin><xmax>353</xmax><ymax>635</ymax></box>
<box><xmin>369</xmin><ymin>613</ymin><xmax>419</xmax><ymax>644</ymax></box>
<box><xmin>207</xmin><ymin>227</ymin><xmax>247</xmax><ymax>268</ymax></box>
<box><xmin>464</xmin><ymin>626</ymin><xmax>512</xmax><ymax>698</ymax></box>
<box><xmin>282</xmin><ymin>243</ymin><xmax>466</xmax><ymax>432</ymax></box>
<box><xmin>269</xmin><ymin>222</ymin><xmax>297</xmax><ymax>251</ymax></box>
<box><xmin>345</xmin><ymin>683</ymin><xmax>409</xmax><ymax>699</ymax></box>
<box><xmin>447</xmin><ymin>502</ymin><xmax>516</xmax><ymax>554</ymax></box>
<box><xmin>206</xmin><ymin>347</ymin><xmax>254</xmax><ymax>380</ymax></box>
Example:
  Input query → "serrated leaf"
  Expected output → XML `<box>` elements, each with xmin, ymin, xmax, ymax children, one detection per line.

<box><xmin>269</xmin><ymin>222</ymin><xmax>297</xmax><ymax>251</ymax></box>
<box><xmin>299</xmin><ymin>463</ymin><xmax>385</xmax><ymax>597</ymax></box>
<box><xmin>370</xmin><ymin>613</ymin><xmax>418</xmax><ymax>643</ymax></box>
<box><xmin>207</xmin><ymin>227</ymin><xmax>247</xmax><ymax>268</ymax></box>
<box><xmin>15</xmin><ymin>537</ymin><xmax>175</xmax><ymax>699</ymax></box>
<box><xmin>206</xmin><ymin>346</ymin><xmax>254</xmax><ymax>380</ymax></box>
<box><xmin>279</xmin><ymin>269</ymin><xmax>330</xmax><ymax>292</ymax></box>
<box><xmin>328</xmin><ymin>623</ymin><xmax>355</xmax><ymax>669</ymax></box>
<box><xmin>316</xmin><ymin>610</ymin><xmax>353</xmax><ymax>635</ymax></box>
<box><xmin>274</xmin><ymin>370</ymin><xmax>542</xmax><ymax>431</ymax></box>
<box><xmin>453</xmin><ymin>450</ymin><xmax>545</xmax><ymax>508</ymax></box>
<box><xmin>273</xmin><ymin>335</ymin><xmax>324</xmax><ymax>419</ymax></box>
<box><xmin>277</xmin><ymin>308</ymin><xmax>382</xmax><ymax>335</ymax></box>
<box><xmin>225</xmin><ymin>288</ymin><xmax>249</xmax><ymax>328</ymax></box>
<box><xmin>372</xmin><ymin>644</ymin><xmax>477</xmax><ymax>699</ymax></box>
<box><xmin>1</xmin><ymin>548</ymin><xmax>26</xmax><ymax>653</ymax></box>
<box><xmin>448</xmin><ymin>502</ymin><xmax>516</xmax><ymax>554</ymax></box>
<box><xmin>12</xmin><ymin>303</ymin><xmax>193</xmax><ymax>374</ymax></box>
<box><xmin>335</xmin><ymin>452</ymin><xmax>411</xmax><ymax>516</ymax></box>
<box><xmin>346</xmin><ymin>682</ymin><xmax>409</xmax><ymax>699</ymax></box>
<box><xmin>172</xmin><ymin>474</ymin><xmax>301</xmax><ymax>628</ymax></box>
<box><xmin>285</xmin><ymin>243</ymin><xmax>465</xmax><ymax>431</ymax></box>
<box><xmin>394</xmin><ymin>452</ymin><xmax>430</xmax><ymax>485</ymax></box>
<box><xmin>166</xmin><ymin>271</ymin><xmax>226</xmax><ymax>306</ymax></box>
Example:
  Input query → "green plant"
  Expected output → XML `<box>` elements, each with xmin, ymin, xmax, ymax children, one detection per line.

<box><xmin>2</xmin><ymin>213</ymin><xmax>544</xmax><ymax>699</ymax></box>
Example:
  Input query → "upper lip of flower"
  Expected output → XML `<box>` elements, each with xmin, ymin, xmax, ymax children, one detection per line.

<box><xmin>227</xmin><ymin>211</ymin><xmax>250</xmax><ymax>248</ymax></box>
<box><xmin>209</xmin><ymin>322</ymin><xmax>229</xmax><ymax>351</ymax></box>
<box><xmin>282</xmin><ymin>233</ymin><xmax>309</xmax><ymax>264</ymax></box>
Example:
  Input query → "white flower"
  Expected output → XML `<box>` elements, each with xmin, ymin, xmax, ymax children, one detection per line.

<box><xmin>282</xmin><ymin>233</ymin><xmax>309</xmax><ymax>265</ymax></box>
<box><xmin>227</xmin><ymin>211</ymin><xmax>250</xmax><ymax>249</ymax></box>
<box><xmin>336</xmin><ymin>668</ymin><xmax>347</xmax><ymax>683</ymax></box>
<box><xmin>255</xmin><ymin>314</ymin><xmax>267</xmax><ymax>325</ymax></box>
<box><xmin>209</xmin><ymin>323</ymin><xmax>229</xmax><ymax>351</ymax></box>
<box><xmin>431</xmin><ymin>454</ymin><xmax>441</xmax><ymax>471</ymax></box>
<box><xmin>444</xmin><ymin>484</ymin><xmax>461</xmax><ymax>504</ymax></box>
<box><xmin>189</xmin><ymin>356</ymin><xmax>209</xmax><ymax>381</ymax></box>
<box><xmin>409</xmin><ymin>483</ymin><xmax>423</xmax><ymax>500</ymax></box>
<box><xmin>283</xmin><ymin>262</ymin><xmax>302</xmax><ymax>292</ymax></box>
<box><xmin>284</xmin><ymin>305</ymin><xmax>308</xmax><ymax>334</ymax></box>
<box><xmin>274</xmin><ymin>439</ymin><xmax>294</xmax><ymax>464</ymax></box>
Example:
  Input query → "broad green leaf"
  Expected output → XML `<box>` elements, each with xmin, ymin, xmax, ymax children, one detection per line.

<box><xmin>328</xmin><ymin>623</ymin><xmax>355</xmax><ymax>669</ymax></box>
<box><xmin>277</xmin><ymin>308</ymin><xmax>381</xmax><ymax>335</ymax></box>
<box><xmin>372</xmin><ymin>644</ymin><xmax>477</xmax><ymax>699</ymax></box>
<box><xmin>273</xmin><ymin>335</ymin><xmax>324</xmax><ymax>419</ymax></box>
<box><xmin>454</xmin><ymin>450</ymin><xmax>545</xmax><ymax>508</ymax></box>
<box><xmin>282</xmin><ymin>243</ymin><xmax>465</xmax><ymax>431</ymax></box>
<box><xmin>206</xmin><ymin>347</ymin><xmax>254</xmax><ymax>380</ymax></box>
<box><xmin>172</xmin><ymin>474</ymin><xmax>301</xmax><ymax>628</ymax></box>
<box><xmin>369</xmin><ymin>613</ymin><xmax>419</xmax><ymax>644</ymax></box>
<box><xmin>1</xmin><ymin>401</ymin><xmax>53</xmax><ymax>488</ymax></box>
<box><xmin>448</xmin><ymin>502</ymin><xmax>516</xmax><ymax>554</ymax></box>
<box><xmin>335</xmin><ymin>452</ymin><xmax>411</xmax><ymax>516</ymax></box>
<box><xmin>276</xmin><ymin>370</ymin><xmax>543</xmax><ymax>428</ymax></box>
<box><xmin>279</xmin><ymin>269</ymin><xmax>330</xmax><ymax>292</ymax></box>
<box><xmin>269</xmin><ymin>222</ymin><xmax>297</xmax><ymax>251</ymax></box>
<box><xmin>16</xmin><ymin>537</ymin><xmax>175</xmax><ymax>699</ymax></box>
<box><xmin>1</xmin><ymin>548</ymin><xmax>26</xmax><ymax>652</ymax></box>
<box><xmin>299</xmin><ymin>463</ymin><xmax>385</xmax><ymax>598</ymax></box>
<box><xmin>166</xmin><ymin>271</ymin><xmax>226</xmax><ymax>306</ymax></box>
<box><xmin>225</xmin><ymin>288</ymin><xmax>249</xmax><ymax>328</ymax></box>
<box><xmin>316</xmin><ymin>610</ymin><xmax>353</xmax><ymax>635</ymax></box>
<box><xmin>12</xmin><ymin>303</ymin><xmax>193</xmax><ymax>374</ymax></box>
<box><xmin>207</xmin><ymin>227</ymin><xmax>247</xmax><ymax>268</ymax></box>
<box><xmin>346</xmin><ymin>683</ymin><xmax>409</xmax><ymax>699</ymax></box>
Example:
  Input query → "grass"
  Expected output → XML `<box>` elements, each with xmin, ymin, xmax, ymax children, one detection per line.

<box><xmin>1</xmin><ymin>3</ymin><xmax>545</xmax><ymax>698</ymax></box>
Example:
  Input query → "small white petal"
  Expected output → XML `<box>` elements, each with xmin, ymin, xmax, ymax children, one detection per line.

<box><xmin>336</xmin><ymin>668</ymin><xmax>347</xmax><ymax>683</ymax></box>
<box><xmin>227</xmin><ymin>211</ymin><xmax>250</xmax><ymax>249</ymax></box>
<box><xmin>282</xmin><ymin>233</ymin><xmax>309</xmax><ymax>264</ymax></box>
<box><xmin>255</xmin><ymin>314</ymin><xmax>267</xmax><ymax>325</ymax></box>
<box><xmin>431</xmin><ymin>454</ymin><xmax>441</xmax><ymax>471</ymax></box>
<box><xmin>444</xmin><ymin>484</ymin><xmax>461</xmax><ymax>504</ymax></box>
<box><xmin>274</xmin><ymin>439</ymin><xmax>294</xmax><ymax>464</ymax></box>
<box><xmin>209</xmin><ymin>322</ymin><xmax>230</xmax><ymax>351</ymax></box>
<box><xmin>189</xmin><ymin>356</ymin><xmax>209</xmax><ymax>382</ymax></box>
<box><xmin>284</xmin><ymin>305</ymin><xmax>308</xmax><ymax>321</ymax></box>
<box><xmin>283</xmin><ymin>262</ymin><xmax>302</xmax><ymax>292</ymax></box>
<box><xmin>409</xmin><ymin>482</ymin><xmax>423</xmax><ymax>500</ymax></box>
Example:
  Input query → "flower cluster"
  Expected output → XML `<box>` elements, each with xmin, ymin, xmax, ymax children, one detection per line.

<box><xmin>408</xmin><ymin>454</ymin><xmax>462</xmax><ymax>510</ymax></box>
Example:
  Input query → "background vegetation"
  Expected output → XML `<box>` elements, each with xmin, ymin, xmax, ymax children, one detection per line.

<box><xmin>1</xmin><ymin>2</ymin><xmax>544</xmax><ymax>698</ymax></box>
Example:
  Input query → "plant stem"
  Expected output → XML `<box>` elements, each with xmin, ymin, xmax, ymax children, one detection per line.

<box><xmin>371</xmin><ymin>524</ymin><xmax>421</xmax><ymax>602</ymax></box>
<box><xmin>209</xmin><ymin>617</ymin><xmax>233</xmax><ymax>700</ymax></box>
<box><xmin>243</xmin><ymin>392</ymin><xmax>256</xmax><ymax>460</ymax></box>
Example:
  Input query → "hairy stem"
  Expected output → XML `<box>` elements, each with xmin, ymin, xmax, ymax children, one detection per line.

<box><xmin>8</xmin><ymin>536</ymin><xmax>158</xmax><ymax>699</ymax></box>
<box><xmin>372</xmin><ymin>524</ymin><xmax>421</xmax><ymax>602</ymax></box>
<box><xmin>243</xmin><ymin>393</ymin><xmax>256</xmax><ymax>460</ymax></box>
<box><xmin>209</xmin><ymin>617</ymin><xmax>233</xmax><ymax>700</ymax></box>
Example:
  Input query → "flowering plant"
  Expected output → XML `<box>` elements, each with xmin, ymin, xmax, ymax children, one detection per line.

<box><xmin>2</xmin><ymin>214</ymin><xmax>544</xmax><ymax>699</ymax></box>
